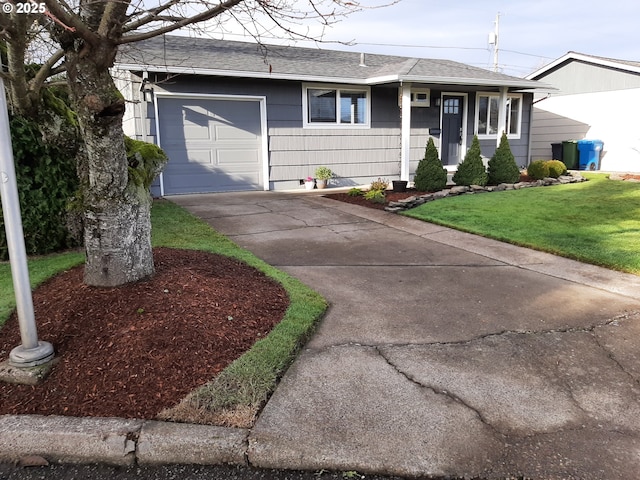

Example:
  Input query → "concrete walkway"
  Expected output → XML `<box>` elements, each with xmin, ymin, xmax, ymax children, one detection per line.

<box><xmin>168</xmin><ymin>191</ymin><xmax>640</xmax><ymax>480</ymax></box>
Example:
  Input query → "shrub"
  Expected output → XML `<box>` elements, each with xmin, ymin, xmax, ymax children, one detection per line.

<box><xmin>452</xmin><ymin>135</ymin><xmax>488</xmax><ymax>186</ymax></box>
<box><xmin>364</xmin><ymin>189</ymin><xmax>385</xmax><ymax>203</ymax></box>
<box><xmin>369</xmin><ymin>178</ymin><xmax>389</xmax><ymax>192</ymax></box>
<box><xmin>546</xmin><ymin>160</ymin><xmax>567</xmax><ymax>178</ymax></box>
<box><xmin>347</xmin><ymin>187</ymin><xmax>362</xmax><ymax>197</ymax></box>
<box><xmin>414</xmin><ymin>137</ymin><xmax>447</xmax><ymax>192</ymax></box>
<box><xmin>0</xmin><ymin>115</ymin><xmax>79</xmax><ymax>260</ymax></box>
<box><xmin>526</xmin><ymin>160</ymin><xmax>550</xmax><ymax>180</ymax></box>
<box><xmin>488</xmin><ymin>132</ymin><xmax>520</xmax><ymax>185</ymax></box>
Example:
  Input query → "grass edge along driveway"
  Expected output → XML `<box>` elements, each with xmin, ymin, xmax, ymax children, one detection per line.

<box><xmin>0</xmin><ymin>199</ymin><xmax>327</xmax><ymax>423</ymax></box>
<box><xmin>403</xmin><ymin>173</ymin><xmax>640</xmax><ymax>276</ymax></box>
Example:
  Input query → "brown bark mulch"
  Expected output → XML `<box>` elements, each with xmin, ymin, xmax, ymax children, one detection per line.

<box><xmin>0</xmin><ymin>247</ymin><xmax>289</xmax><ymax>420</ymax></box>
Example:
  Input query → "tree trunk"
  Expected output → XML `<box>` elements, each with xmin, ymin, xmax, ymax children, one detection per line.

<box><xmin>65</xmin><ymin>43</ymin><xmax>154</xmax><ymax>287</ymax></box>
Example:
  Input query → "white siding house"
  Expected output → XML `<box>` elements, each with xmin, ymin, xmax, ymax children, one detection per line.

<box><xmin>527</xmin><ymin>52</ymin><xmax>640</xmax><ymax>172</ymax></box>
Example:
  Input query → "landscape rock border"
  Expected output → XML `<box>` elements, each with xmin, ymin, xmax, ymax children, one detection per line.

<box><xmin>384</xmin><ymin>173</ymin><xmax>587</xmax><ymax>213</ymax></box>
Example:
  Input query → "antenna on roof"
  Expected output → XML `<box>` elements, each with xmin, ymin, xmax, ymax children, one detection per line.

<box><xmin>488</xmin><ymin>12</ymin><xmax>500</xmax><ymax>72</ymax></box>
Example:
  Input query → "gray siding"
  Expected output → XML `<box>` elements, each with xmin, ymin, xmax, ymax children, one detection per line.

<box><xmin>537</xmin><ymin>60</ymin><xmax>640</xmax><ymax>95</ymax></box>
<box><xmin>121</xmin><ymin>72</ymin><xmax>535</xmax><ymax>191</ymax></box>
<box><xmin>530</xmin><ymin>108</ymin><xmax>590</xmax><ymax>161</ymax></box>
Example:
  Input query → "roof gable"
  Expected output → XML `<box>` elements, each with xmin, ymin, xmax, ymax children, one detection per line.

<box><xmin>527</xmin><ymin>51</ymin><xmax>640</xmax><ymax>80</ymax></box>
<box><xmin>117</xmin><ymin>35</ymin><xmax>543</xmax><ymax>90</ymax></box>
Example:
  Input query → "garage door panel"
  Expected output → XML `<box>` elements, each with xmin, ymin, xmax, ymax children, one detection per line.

<box><xmin>158</xmin><ymin>97</ymin><xmax>263</xmax><ymax>194</ymax></box>
<box><xmin>216</xmin><ymin>124</ymin><xmax>258</xmax><ymax>141</ymax></box>
<box><xmin>217</xmin><ymin>149</ymin><xmax>260</xmax><ymax>166</ymax></box>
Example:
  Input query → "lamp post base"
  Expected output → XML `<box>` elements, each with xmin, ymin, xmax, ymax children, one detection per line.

<box><xmin>9</xmin><ymin>341</ymin><xmax>55</xmax><ymax>368</ymax></box>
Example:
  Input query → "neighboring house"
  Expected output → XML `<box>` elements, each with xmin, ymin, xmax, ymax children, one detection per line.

<box><xmin>115</xmin><ymin>35</ymin><xmax>544</xmax><ymax>194</ymax></box>
<box><xmin>527</xmin><ymin>52</ymin><xmax>640</xmax><ymax>172</ymax></box>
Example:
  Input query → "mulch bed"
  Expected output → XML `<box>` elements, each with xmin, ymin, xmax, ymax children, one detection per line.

<box><xmin>0</xmin><ymin>247</ymin><xmax>289</xmax><ymax>420</ymax></box>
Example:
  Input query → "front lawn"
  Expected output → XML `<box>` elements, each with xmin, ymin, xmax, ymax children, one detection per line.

<box><xmin>403</xmin><ymin>173</ymin><xmax>640</xmax><ymax>275</ymax></box>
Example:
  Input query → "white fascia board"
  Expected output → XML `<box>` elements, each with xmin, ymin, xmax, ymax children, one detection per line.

<box><xmin>399</xmin><ymin>74</ymin><xmax>546</xmax><ymax>90</ymax></box>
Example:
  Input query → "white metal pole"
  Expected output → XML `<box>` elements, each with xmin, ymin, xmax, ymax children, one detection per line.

<box><xmin>0</xmin><ymin>77</ymin><xmax>54</xmax><ymax>368</ymax></box>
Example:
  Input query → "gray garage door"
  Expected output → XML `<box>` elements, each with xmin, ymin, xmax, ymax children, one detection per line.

<box><xmin>157</xmin><ymin>97</ymin><xmax>263</xmax><ymax>194</ymax></box>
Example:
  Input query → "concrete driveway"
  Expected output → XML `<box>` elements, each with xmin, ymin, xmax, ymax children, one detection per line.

<box><xmin>170</xmin><ymin>191</ymin><xmax>640</xmax><ymax>480</ymax></box>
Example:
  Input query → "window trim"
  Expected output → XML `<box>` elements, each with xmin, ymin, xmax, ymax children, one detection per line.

<box><xmin>474</xmin><ymin>92</ymin><xmax>523</xmax><ymax>139</ymax></box>
<box><xmin>302</xmin><ymin>83</ymin><xmax>371</xmax><ymax>129</ymax></box>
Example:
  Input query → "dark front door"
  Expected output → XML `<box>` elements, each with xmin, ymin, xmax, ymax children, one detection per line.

<box><xmin>441</xmin><ymin>95</ymin><xmax>464</xmax><ymax>166</ymax></box>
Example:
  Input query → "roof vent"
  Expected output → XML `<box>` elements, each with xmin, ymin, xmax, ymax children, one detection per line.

<box><xmin>360</xmin><ymin>53</ymin><xmax>366</xmax><ymax>67</ymax></box>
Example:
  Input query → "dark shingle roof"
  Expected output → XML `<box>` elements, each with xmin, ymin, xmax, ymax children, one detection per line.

<box><xmin>118</xmin><ymin>35</ymin><xmax>543</xmax><ymax>89</ymax></box>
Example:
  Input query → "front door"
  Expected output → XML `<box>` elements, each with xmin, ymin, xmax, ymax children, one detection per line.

<box><xmin>441</xmin><ymin>95</ymin><xmax>464</xmax><ymax>166</ymax></box>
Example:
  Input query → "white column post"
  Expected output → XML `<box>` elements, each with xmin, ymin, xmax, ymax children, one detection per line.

<box><xmin>0</xmin><ymin>78</ymin><xmax>54</xmax><ymax>368</ymax></box>
<box><xmin>496</xmin><ymin>86</ymin><xmax>508</xmax><ymax>146</ymax></box>
<box><xmin>400</xmin><ymin>82</ymin><xmax>412</xmax><ymax>181</ymax></box>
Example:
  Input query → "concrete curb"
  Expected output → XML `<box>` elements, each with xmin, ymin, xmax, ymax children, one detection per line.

<box><xmin>0</xmin><ymin>415</ymin><xmax>248</xmax><ymax>466</ymax></box>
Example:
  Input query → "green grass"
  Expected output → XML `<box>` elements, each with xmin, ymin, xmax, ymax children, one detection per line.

<box><xmin>0</xmin><ymin>251</ymin><xmax>85</xmax><ymax>326</ymax></box>
<box><xmin>1</xmin><ymin>199</ymin><xmax>327</xmax><ymax>419</ymax></box>
<box><xmin>403</xmin><ymin>173</ymin><xmax>640</xmax><ymax>275</ymax></box>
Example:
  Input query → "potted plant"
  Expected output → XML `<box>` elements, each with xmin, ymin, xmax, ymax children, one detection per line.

<box><xmin>304</xmin><ymin>176</ymin><xmax>315</xmax><ymax>190</ymax></box>
<box><xmin>314</xmin><ymin>166</ymin><xmax>333</xmax><ymax>189</ymax></box>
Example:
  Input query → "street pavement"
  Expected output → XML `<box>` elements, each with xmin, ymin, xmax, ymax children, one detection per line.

<box><xmin>3</xmin><ymin>189</ymin><xmax>640</xmax><ymax>480</ymax></box>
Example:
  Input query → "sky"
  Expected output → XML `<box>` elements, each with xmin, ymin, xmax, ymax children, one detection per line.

<box><xmin>201</xmin><ymin>0</ymin><xmax>640</xmax><ymax>78</ymax></box>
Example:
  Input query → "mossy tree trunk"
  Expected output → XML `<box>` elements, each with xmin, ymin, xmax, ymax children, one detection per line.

<box><xmin>59</xmin><ymin>36</ymin><xmax>154</xmax><ymax>287</ymax></box>
<box><xmin>69</xmin><ymin>62</ymin><xmax>154</xmax><ymax>287</ymax></box>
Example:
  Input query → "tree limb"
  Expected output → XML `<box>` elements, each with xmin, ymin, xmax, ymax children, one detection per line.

<box><xmin>29</xmin><ymin>48</ymin><xmax>65</xmax><ymax>95</ymax></box>
<box><xmin>123</xmin><ymin>0</ymin><xmax>181</xmax><ymax>32</ymax></box>
<box><xmin>42</xmin><ymin>0</ymin><xmax>100</xmax><ymax>44</ymax></box>
<box><xmin>98</xmin><ymin>0</ymin><xmax>132</xmax><ymax>39</ymax></box>
<box><xmin>119</xmin><ymin>0</ymin><xmax>245</xmax><ymax>44</ymax></box>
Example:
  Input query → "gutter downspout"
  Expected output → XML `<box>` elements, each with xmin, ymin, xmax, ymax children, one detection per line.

<box><xmin>400</xmin><ymin>81</ymin><xmax>412</xmax><ymax>181</ymax></box>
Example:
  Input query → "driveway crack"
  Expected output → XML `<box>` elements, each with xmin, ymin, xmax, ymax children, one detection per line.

<box><xmin>373</xmin><ymin>345</ymin><xmax>507</xmax><ymax>439</ymax></box>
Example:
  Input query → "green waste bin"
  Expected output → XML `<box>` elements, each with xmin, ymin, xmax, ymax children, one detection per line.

<box><xmin>562</xmin><ymin>141</ymin><xmax>578</xmax><ymax>170</ymax></box>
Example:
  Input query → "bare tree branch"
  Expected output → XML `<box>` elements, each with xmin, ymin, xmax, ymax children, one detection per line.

<box><xmin>119</xmin><ymin>0</ymin><xmax>245</xmax><ymax>44</ymax></box>
<box><xmin>42</xmin><ymin>0</ymin><xmax>99</xmax><ymax>42</ymax></box>
<box><xmin>122</xmin><ymin>0</ymin><xmax>182</xmax><ymax>32</ymax></box>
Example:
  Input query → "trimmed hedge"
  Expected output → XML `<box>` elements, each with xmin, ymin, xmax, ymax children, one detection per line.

<box><xmin>0</xmin><ymin>115</ymin><xmax>79</xmax><ymax>260</ymax></box>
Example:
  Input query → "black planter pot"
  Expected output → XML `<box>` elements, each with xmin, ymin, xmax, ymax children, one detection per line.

<box><xmin>392</xmin><ymin>180</ymin><xmax>408</xmax><ymax>192</ymax></box>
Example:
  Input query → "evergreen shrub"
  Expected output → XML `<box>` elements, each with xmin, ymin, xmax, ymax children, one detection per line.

<box><xmin>488</xmin><ymin>132</ymin><xmax>520</xmax><ymax>185</ymax></box>
<box><xmin>414</xmin><ymin>137</ymin><xmax>447</xmax><ymax>192</ymax></box>
<box><xmin>452</xmin><ymin>135</ymin><xmax>488</xmax><ymax>186</ymax></box>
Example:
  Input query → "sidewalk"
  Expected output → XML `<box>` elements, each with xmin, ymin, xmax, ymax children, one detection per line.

<box><xmin>3</xmin><ymin>191</ymin><xmax>640</xmax><ymax>479</ymax></box>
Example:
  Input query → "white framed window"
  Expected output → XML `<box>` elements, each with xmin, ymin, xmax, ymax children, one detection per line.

<box><xmin>303</xmin><ymin>84</ymin><xmax>370</xmax><ymax>128</ymax></box>
<box><xmin>411</xmin><ymin>88</ymin><xmax>431</xmax><ymax>107</ymax></box>
<box><xmin>475</xmin><ymin>93</ymin><xmax>522</xmax><ymax>138</ymax></box>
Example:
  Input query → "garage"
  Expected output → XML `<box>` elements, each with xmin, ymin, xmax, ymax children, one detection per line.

<box><xmin>156</xmin><ymin>95</ymin><xmax>266</xmax><ymax>194</ymax></box>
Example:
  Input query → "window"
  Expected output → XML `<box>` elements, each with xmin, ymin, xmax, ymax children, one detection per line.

<box><xmin>304</xmin><ymin>84</ymin><xmax>370</xmax><ymax>127</ymax></box>
<box><xmin>475</xmin><ymin>93</ymin><xmax>522</xmax><ymax>138</ymax></box>
<box><xmin>410</xmin><ymin>88</ymin><xmax>430</xmax><ymax>107</ymax></box>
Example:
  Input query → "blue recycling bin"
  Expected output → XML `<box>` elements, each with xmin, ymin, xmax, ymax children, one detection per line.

<box><xmin>577</xmin><ymin>139</ymin><xmax>604</xmax><ymax>171</ymax></box>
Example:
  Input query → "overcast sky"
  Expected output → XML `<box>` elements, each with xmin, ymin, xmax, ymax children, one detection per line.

<box><xmin>206</xmin><ymin>0</ymin><xmax>640</xmax><ymax>78</ymax></box>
